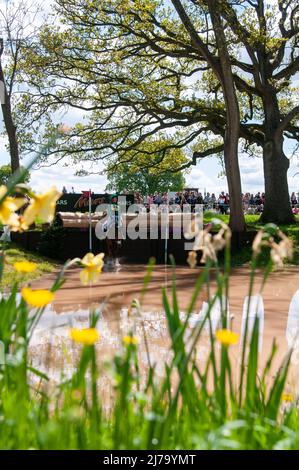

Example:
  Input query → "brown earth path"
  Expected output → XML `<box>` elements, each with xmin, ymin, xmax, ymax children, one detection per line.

<box><xmin>30</xmin><ymin>264</ymin><xmax>299</xmax><ymax>391</ymax></box>
<box><xmin>32</xmin><ymin>263</ymin><xmax>299</xmax><ymax>327</ymax></box>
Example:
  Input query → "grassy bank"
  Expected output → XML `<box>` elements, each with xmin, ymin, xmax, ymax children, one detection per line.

<box><xmin>0</xmin><ymin>243</ymin><xmax>58</xmax><ymax>289</ymax></box>
<box><xmin>203</xmin><ymin>213</ymin><xmax>299</xmax><ymax>266</ymax></box>
<box><xmin>3</xmin><ymin>213</ymin><xmax>299</xmax><ymax>272</ymax></box>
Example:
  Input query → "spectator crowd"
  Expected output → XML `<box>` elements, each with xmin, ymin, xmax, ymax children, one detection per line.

<box><xmin>133</xmin><ymin>190</ymin><xmax>299</xmax><ymax>215</ymax></box>
<box><xmin>61</xmin><ymin>186</ymin><xmax>299</xmax><ymax>215</ymax></box>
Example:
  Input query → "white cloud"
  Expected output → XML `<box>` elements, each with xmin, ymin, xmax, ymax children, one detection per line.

<box><xmin>1</xmin><ymin>135</ymin><xmax>299</xmax><ymax>197</ymax></box>
<box><xmin>0</xmin><ymin>136</ymin><xmax>8</xmax><ymax>161</ymax></box>
<box><xmin>29</xmin><ymin>164</ymin><xmax>107</xmax><ymax>193</ymax></box>
<box><xmin>26</xmin><ymin>154</ymin><xmax>299</xmax><ymax>196</ymax></box>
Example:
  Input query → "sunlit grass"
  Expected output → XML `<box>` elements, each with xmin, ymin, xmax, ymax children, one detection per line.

<box><xmin>0</xmin><ymin>243</ymin><xmax>57</xmax><ymax>289</ymax></box>
<box><xmin>203</xmin><ymin>213</ymin><xmax>299</xmax><ymax>266</ymax></box>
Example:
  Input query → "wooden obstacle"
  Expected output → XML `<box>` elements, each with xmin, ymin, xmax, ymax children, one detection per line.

<box><xmin>55</xmin><ymin>212</ymin><xmax>106</xmax><ymax>229</ymax></box>
<box><xmin>55</xmin><ymin>211</ymin><xmax>197</xmax><ymax>231</ymax></box>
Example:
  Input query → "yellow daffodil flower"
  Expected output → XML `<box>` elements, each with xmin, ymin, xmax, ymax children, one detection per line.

<box><xmin>215</xmin><ymin>329</ymin><xmax>239</xmax><ymax>347</ymax></box>
<box><xmin>79</xmin><ymin>253</ymin><xmax>105</xmax><ymax>285</ymax></box>
<box><xmin>14</xmin><ymin>261</ymin><xmax>38</xmax><ymax>273</ymax></box>
<box><xmin>9</xmin><ymin>215</ymin><xmax>29</xmax><ymax>232</ymax></box>
<box><xmin>23</xmin><ymin>187</ymin><xmax>61</xmax><ymax>226</ymax></box>
<box><xmin>21</xmin><ymin>287</ymin><xmax>55</xmax><ymax>308</ymax></box>
<box><xmin>187</xmin><ymin>251</ymin><xmax>197</xmax><ymax>269</ymax></box>
<box><xmin>0</xmin><ymin>186</ymin><xmax>26</xmax><ymax>225</ymax></box>
<box><xmin>281</xmin><ymin>393</ymin><xmax>293</xmax><ymax>403</ymax></box>
<box><xmin>69</xmin><ymin>328</ymin><xmax>100</xmax><ymax>345</ymax></box>
<box><xmin>123</xmin><ymin>335</ymin><xmax>139</xmax><ymax>346</ymax></box>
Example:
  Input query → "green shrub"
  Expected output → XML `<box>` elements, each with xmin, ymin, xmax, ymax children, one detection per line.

<box><xmin>38</xmin><ymin>223</ymin><xmax>66</xmax><ymax>260</ymax></box>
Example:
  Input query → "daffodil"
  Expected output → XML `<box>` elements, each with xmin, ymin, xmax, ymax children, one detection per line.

<box><xmin>215</xmin><ymin>329</ymin><xmax>239</xmax><ymax>346</ymax></box>
<box><xmin>123</xmin><ymin>335</ymin><xmax>139</xmax><ymax>346</ymax></box>
<box><xmin>193</xmin><ymin>230</ymin><xmax>217</xmax><ymax>263</ymax></box>
<box><xmin>185</xmin><ymin>219</ymin><xmax>231</xmax><ymax>265</ymax></box>
<box><xmin>23</xmin><ymin>187</ymin><xmax>61</xmax><ymax>226</ymax></box>
<box><xmin>69</xmin><ymin>328</ymin><xmax>100</xmax><ymax>345</ymax></box>
<box><xmin>0</xmin><ymin>186</ymin><xmax>26</xmax><ymax>225</ymax></box>
<box><xmin>252</xmin><ymin>230</ymin><xmax>267</xmax><ymax>255</ymax></box>
<box><xmin>281</xmin><ymin>393</ymin><xmax>293</xmax><ymax>403</ymax></box>
<box><xmin>187</xmin><ymin>251</ymin><xmax>197</xmax><ymax>268</ymax></box>
<box><xmin>252</xmin><ymin>227</ymin><xmax>293</xmax><ymax>267</ymax></box>
<box><xmin>270</xmin><ymin>231</ymin><xmax>293</xmax><ymax>267</ymax></box>
<box><xmin>14</xmin><ymin>261</ymin><xmax>38</xmax><ymax>273</ymax></box>
<box><xmin>184</xmin><ymin>214</ymin><xmax>202</xmax><ymax>240</ymax></box>
<box><xmin>9</xmin><ymin>215</ymin><xmax>29</xmax><ymax>232</ymax></box>
<box><xmin>212</xmin><ymin>220</ymin><xmax>231</xmax><ymax>251</ymax></box>
<box><xmin>21</xmin><ymin>287</ymin><xmax>54</xmax><ymax>308</ymax></box>
<box><xmin>79</xmin><ymin>253</ymin><xmax>105</xmax><ymax>285</ymax></box>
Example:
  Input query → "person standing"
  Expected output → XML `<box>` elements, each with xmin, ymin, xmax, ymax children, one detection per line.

<box><xmin>291</xmin><ymin>192</ymin><xmax>297</xmax><ymax>207</ymax></box>
<box><xmin>218</xmin><ymin>191</ymin><xmax>226</xmax><ymax>214</ymax></box>
<box><xmin>243</xmin><ymin>193</ymin><xmax>250</xmax><ymax>212</ymax></box>
<box><xmin>197</xmin><ymin>192</ymin><xmax>204</xmax><ymax>205</ymax></box>
<box><xmin>210</xmin><ymin>193</ymin><xmax>216</xmax><ymax>209</ymax></box>
<box><xmin>204</xmin><ymin>192</ymin><xmax>211</xmax><ymax>209</ymax></box>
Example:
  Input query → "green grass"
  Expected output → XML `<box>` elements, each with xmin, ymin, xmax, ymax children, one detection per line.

<box><xmin>204</xmin><ymin>212</ymin><xmax>299</xmax><ymax>230</ymax></box>
<box><xmin>0</xmin><ymin>242</ymin><xmax>58</xmax><ymax>289</ymax></box>
<box><xmin>0</xmin><ymin>245</ymin><xmax>299</xmax><ymax>450</ymax></box>
<box><xmin>203</xmin><ymin>213</ymin><xmax>299</xmax><ymax>266</ymax></box>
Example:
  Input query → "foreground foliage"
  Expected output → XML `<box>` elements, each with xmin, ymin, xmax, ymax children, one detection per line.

<box><xmin>0</xmin><ymin>237</ymin><xmax>298</xmax><ymax>449</ymax></box>
<box><xmin>0</xmin><ymin>173</ymin><xmax>298</xmax><ymax>450</ymax></box>
<box><xmin>204</xmin><ymin>213</ymin><xmax>299</xmax><ymax>266</ymax></box>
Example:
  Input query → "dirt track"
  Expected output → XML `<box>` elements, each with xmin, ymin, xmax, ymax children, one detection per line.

<box><xmin>30</xmin><ymin>264</ymin><xmax>299</xmax><ymax>390</ymax></box>
<box><xmin>32</xmin><ymin>264</ymin><xmax>299</xmax><ymax>323</ymax></box>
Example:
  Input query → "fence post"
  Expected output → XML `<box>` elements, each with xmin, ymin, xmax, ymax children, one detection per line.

<box><xmin>89</xmin><ymin>189</ymin><xmax>92</xmax><ymax>253</ymax></box>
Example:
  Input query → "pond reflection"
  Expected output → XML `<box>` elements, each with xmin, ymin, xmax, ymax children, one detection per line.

<box><xmin>27</xmin><ymin>265</ymin><xmax>299</xmax><ymax>395</ymax></box>
<box><xmin>27</xmin><ymin>293</ymin><xmax>299</xmax><ymax>395</ymax></box>
<box><xmin>240</xmin><ymin>295</ymin><xmax>264</xmax><ymax>352</ymax></box>
<box><xmin>286</xmin><ymin>289</ymin><xmax>299</xmax><ymax>350</ymax></box>
<box><xmin>29</xmin><ymin>302</ymin><xmax>213</xmax><ymax>387</ymax></box>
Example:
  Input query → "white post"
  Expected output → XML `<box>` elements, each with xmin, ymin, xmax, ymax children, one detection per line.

<box><xmin>164</xmin><ymin>191</ymin><xmax>169</xmax><ymax>265</ymax></box>
<box><xmin>89</xmin><ymin>189</ymin><xmax>92</xmax><ymax>252</ymax></box>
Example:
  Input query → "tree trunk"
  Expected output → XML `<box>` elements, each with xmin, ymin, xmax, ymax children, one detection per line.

<box><xmin>208</xmin><ymin>1</ymin><xmax>246</xmax><ymax>233</ymax></box>
<box><xmin>171</xmin><ymin>0</ymin><xmax>245</xmax><ymax>233</ymax></box>
<box><xmin>224</xmin><ymin>139</ymin><xmax>245</xmax><ymax>232</ymax></box>
<box><xmin>0</xmin><ymin>39</ymin><xmax>20</xmax><ymax>173</ymax></box>
<box><xmin>261</xmin><ymin>137</ymin><xmax>294</xmax><ymax>224</ymax></box>
<box><xmin>261</xmin><ymin>89</ymin><xmax>294</xmax><ymax>224</ymax></box>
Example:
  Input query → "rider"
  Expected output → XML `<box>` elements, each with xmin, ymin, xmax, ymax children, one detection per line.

<box><xmin>106</xmin><ymin>194</ymin><xmax>122</xmax><ymax>262</ymax></box>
